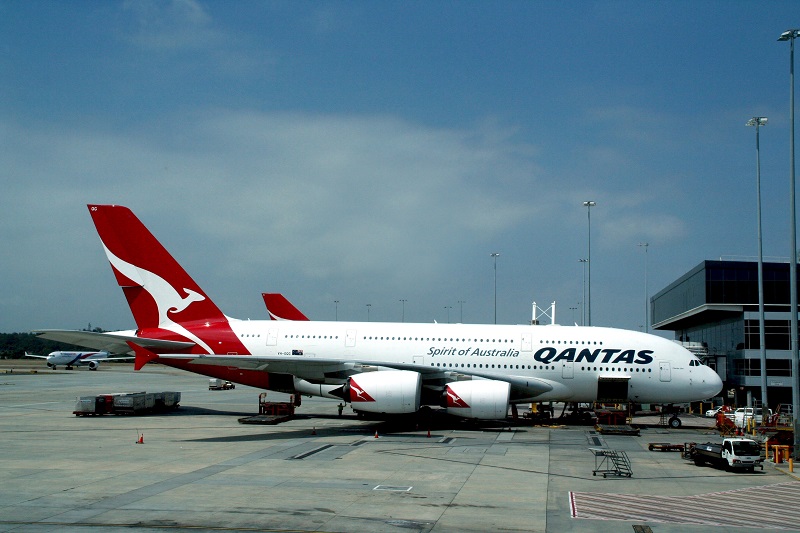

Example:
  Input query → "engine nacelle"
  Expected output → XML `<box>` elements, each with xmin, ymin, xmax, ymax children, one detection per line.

<box><xmin>87</xmin><ymin>360</ymin><xmax>99</xmax><ymax>371</ymax></box>
<box><xmin>343</xmin><ymin>370</ymin><xmax>421</xmax><ymax>414</ymax></box>
<box><xmin>292</xmin><ymin>376</ymin><xmax>344</xmax><ymax>399</ymax></box>
<box><xmin>445</xmin><ymin>380</ymin><xmax>510</xmax><ymax>420</ymax></box>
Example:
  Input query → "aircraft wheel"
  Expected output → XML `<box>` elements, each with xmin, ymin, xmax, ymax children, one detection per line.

<box><xmin>668</xmin><ymin>416</ymin><xmax>682</xmax><ymax>429</ymax></box>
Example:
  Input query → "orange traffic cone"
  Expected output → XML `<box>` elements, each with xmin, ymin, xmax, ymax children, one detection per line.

<box><xmin>311</xmin><ymin>427</ymin><xmax>317</xmax><ymax>435</ymax></box>
<box><xmin>427</xmin><ymin>429</ymin><xmax>431</xmax><ymax>438</ymax></box>
<box><xmin>137</xmin><ymin>433</ymin><xmax>144</xmax><ymax>444</ymax></box>
<box><xmin>374</xmin><ymin>430</ymin><xmax>379</xmax><ymax>439</ymax></box>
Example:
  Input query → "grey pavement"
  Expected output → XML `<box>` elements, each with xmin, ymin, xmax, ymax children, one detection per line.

<box><xmin>1</xmin><ymin>361</ymin><xmax>798</xmax><ymax>533</ymax></box>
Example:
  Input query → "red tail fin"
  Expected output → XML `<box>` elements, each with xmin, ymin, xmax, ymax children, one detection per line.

<box><xmin>88</xmin><ymin>205</ymin><xmax>248</xmax><ymax>355</ymax></box>
<box><xmin>262</xmin><ymin>293</ymin><xmax>310</xmax><ymax>321</ymax></box>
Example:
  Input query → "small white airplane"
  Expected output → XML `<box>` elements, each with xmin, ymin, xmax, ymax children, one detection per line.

<box><xmin>24</xmin><ymin>350</ymin><xmax>133</xmax><ymax>370</ymax></box>
<box><xmin>34</xmin><ymin>204</ymin><xmax>723</xmax><ymax>425</ymax></box>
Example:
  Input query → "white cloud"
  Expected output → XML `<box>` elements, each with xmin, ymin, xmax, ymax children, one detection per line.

<box><xmin>122</xmin><ymin>0</ymin><xmax>218</xmax><ymax>51</ymax></box>
<box><xmin>0</xmin><ymin>106</ymin><xmax>702</xmax><ymax>332</ymax></box>
<box><xmin>0</xmin><ymin>110</ymin><xmax>548</xmax><ymax>329</ymax></box>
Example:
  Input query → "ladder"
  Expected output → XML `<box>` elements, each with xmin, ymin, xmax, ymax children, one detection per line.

<box><xmin>590</xmin><ymin>448</ymin><xmax>633</xmax><ymax>477</ymax></box>
<box><xmin>607</xmin><ymin>450</ymin><xmax>632</xmax><ymax>477</ymax></box>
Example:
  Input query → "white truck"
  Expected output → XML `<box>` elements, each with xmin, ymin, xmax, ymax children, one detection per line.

<box><xmin>731</xmin><ymin>407</ymin><xmax>772</xmax><ymax>427</ymax></box>
<box><xmin>208</xmin><ymin>378</ymin><xmax>235</xmax><ymax>390</ymax></box>
<box><xmin>690</xmin><ymin>438</ymin><xmax>763</xmax><ymax>472</ymax></box>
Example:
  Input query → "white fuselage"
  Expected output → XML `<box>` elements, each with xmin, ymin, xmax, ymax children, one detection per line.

<box><xmin>222</xmin><ymin>319</ymin><xmax>721</xmax><ymax>404</ymax></box>
<box><xmin>46</xmin><ymin>351</ymin><xmax>107</xmax><ymax>368</ymax></box>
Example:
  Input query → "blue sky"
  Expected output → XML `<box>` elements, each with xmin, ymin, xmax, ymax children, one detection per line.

<box><xmin>1</xmin><ymin>1</ymin><xmax>798</xmax><ymax>335</ymax></box>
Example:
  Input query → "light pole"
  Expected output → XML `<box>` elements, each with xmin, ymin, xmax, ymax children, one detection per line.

<box><xmin>334</xmin><ymin>300</ymin><xmax>339</xmax><ymax>321</ymax></box>
<box><xmin>778</xmin><ymin>28</ymin><xmax>800</xmax><ymax>459</ymax></box>
<box><xmin>366</xmin><ymin>303</ymin><xmax>371</xmax><ymax>322</ymax></box>
<box><xmin>399</xmin><ymin>299</ymin><xmax>407</xmax><ymax>322</ymax></box>
<box><xmin>445</xmin><ymin>306</ymin><xmax>452</xmax><ymax>324</ymax></box>
<box><xmin>583</xmin><ymin>200</ymin><xmax>596</xmax><ymax>326</ymax></box>
<box><xmin>490</xmin><ymin>252</ymin><xmax>500</xmax><ymax>324</ymax></box>
<box><xmin>569</xmin><ymin>306</ymin><xmax>577</xmax><ymax>325</ymax></box>
<box><xmin>579</xmin><ymin>258</ymin><xmax>588</xmax><ymax>326</ymax></box>
<box><xmin>747</xmin><ymin>116</ymin><xmax>769</xmax><ymax>414</ymax></box>
<box><xmin>638</xmin><ymin>243</ymin><xmax>649</xmax><ymax>333</ymax></box>
<box><xmin>458</xmin><ymin>300</ymin><xmax>465</xmax><ymax>323</ymax></box>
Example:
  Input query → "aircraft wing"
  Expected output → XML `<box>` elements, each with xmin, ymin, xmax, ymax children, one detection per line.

<box><xmin>154</xmin><ymin>352</ymin><xmax>554</xmax><ymax>396</ymax></box>
<box><xmin>33</xmin><ymin>330</ymin><xmax>195</xmax><ymax>355</ymax></box>
<box><xmin>24</xmin><ymin>352</ymin><xmax>47</xmax><ymax>359</ymax></box>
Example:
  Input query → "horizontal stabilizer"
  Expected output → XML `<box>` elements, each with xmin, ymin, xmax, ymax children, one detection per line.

<box><xmin>34</xmin><ymin>329</ymin><xmax>195</xmax><ymax>355</ymax></box>
<box><xmin>126</xmin><ymin>342</ymin><xmax>160</xmax><ymax>371</ymax></box>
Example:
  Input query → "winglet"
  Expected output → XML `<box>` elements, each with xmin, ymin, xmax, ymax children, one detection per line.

<box><xmin>126</xmin><ymin>341</ymin><xmax>159</xmax><ymax>371</ymax></box>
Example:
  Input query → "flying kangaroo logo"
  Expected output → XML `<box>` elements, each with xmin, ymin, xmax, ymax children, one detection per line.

<box><xmin>445</xmin><ymin>385</ymin><xmax>469</xmax><ymax>408</ymax></box>
<box><xmin>168</xmin><ymin>288</ymin><xmax>205</xmax><ymax>315</ymax></box>
<box><xmin>102</xmin><ymin>243</ymin><xmax>213</xmax><ymax>354</ymax></box>
<box><xmin>348</xmin><ymin>379</ymin><xmax>376</xmax><ymax>402</ymax></box>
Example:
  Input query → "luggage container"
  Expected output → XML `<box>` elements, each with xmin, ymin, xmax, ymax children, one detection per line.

<box><xmin>113</xmin><ymin>392</ymin><xmax>147</xmax><ymax>414</ymax></box>
<box><xmin>74</xmin><ymin>396</ymin><xmax>99</xmax><ymax>416</ymax></box>
<box><xmin>94</xmin><ymin>394</ymin><xmax>115</xmax><ymax>414</ymax></box>
<box><xmin>163</xmin><ymin>391</ymin><xmax>181</xmax><ymax>408</ymax></box>
<box><xmin>73</xmin><ymin>394</ymin><xmax>116</xmax><ymax>416</ymax></box>
<box><xmin>153</xmin><ymin>391</ymin><xmax>181</xmax><ymax>410</ymax></box>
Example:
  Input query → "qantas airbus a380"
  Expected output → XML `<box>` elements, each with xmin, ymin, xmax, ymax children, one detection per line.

<box><xmin>36</xmin><ymin>205</ymin><xmax>722</xmax><ymax>423</ymax></box>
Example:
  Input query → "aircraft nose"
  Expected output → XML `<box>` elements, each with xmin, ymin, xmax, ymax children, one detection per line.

<box><xmin>700</xmin><ymin>366</ymin><xmax>723</xmax><ymax>398</ymax></box>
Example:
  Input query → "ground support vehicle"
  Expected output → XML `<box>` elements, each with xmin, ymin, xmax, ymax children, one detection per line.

<box><xmin>209</xmin><ymin>378</ymin><xmax>235</xmax><ymax>390</ymax></box>
<box><xmin>648</xmin><ymin>442</ymin><xmax>685</xmax><ymax>452</ymax></box>
<box><xmin>689</xmin><ymin>438</ymin><xmax>763</xmax><ymax>472</ymax></box>
<box><xmin>732</xmin><ymin>407</ymin><xmax>772</xmax><ymax>428</ymax></box>
<box><xmin>73</xmin><ymin>391</ymin><xmax>180</xmax><ymax>416</ymax></box>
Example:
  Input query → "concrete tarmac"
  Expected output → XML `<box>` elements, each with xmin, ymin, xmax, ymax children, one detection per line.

<box><xmin>1</xmin><ymin>360</ymin><xmax>799</xmax><ymax>533</ymax></box>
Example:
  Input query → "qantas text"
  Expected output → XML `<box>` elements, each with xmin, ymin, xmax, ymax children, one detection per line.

<box><xmin>427</xmin><ymin>346</ymin><xmax>654</xmax><ymax>364</ymax></box>
<box><xmin>534</xmin><ymin>347</ymin><xmax>654</xmax><ymax>365</ymax></box>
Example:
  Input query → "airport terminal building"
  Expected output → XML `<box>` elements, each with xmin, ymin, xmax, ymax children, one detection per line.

<box><xmin>652</xmin><ymin>260</ymin><xmax>795</xmax><ymax>411</ymax></box>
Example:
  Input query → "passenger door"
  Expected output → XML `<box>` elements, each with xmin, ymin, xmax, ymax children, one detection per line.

<box><xmin>561</xmin><ymin>360</ymin><xmax>574</xmax><ymax>379</ymax></box>
<box><xmin>659</xmin><ymin>361</ymin><xmax>671</xmax><ymax>382</ymax></box>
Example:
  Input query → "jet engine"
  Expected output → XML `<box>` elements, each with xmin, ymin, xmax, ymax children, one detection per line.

<box><xmin>444</xmin><ymin>380</ymin><xmax>510</xmax><ymax>420</ymax></box>
<box><xmin>293</xmin><ymin>376</ymin><xmax>344</xmax><ymax>399</ymax></box>
<box><xmin>87</xmin><ymin>360</ymin><xmax>99</xmax><ymax>371</ymax></box>
<box><xmin>342</xmin><ymin>370</ymin><xmax>421</xmax><ymax>414</ymax></box>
